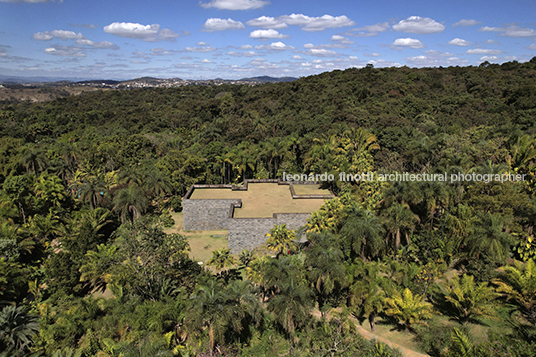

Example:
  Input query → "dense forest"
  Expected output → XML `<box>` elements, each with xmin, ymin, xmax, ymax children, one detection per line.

<box><xmin>1</xmin><ymin>58</ymin><xmax>536</xmax><ymax>356</ymax></box>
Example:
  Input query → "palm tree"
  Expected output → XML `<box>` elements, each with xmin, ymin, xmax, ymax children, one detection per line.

<box><xmin>493</xmin><ymin>259</ymin><xmax>536</xmax><ymax>324</ymax></box>
<box><xmin>34</xmin><ymin>174</ymin><xmax>66</xmax><ymax>211</ymax></box>
<box><xmin>267</xmin><ymin>276</ymin><xmax>313</xmax><ymax>354</ymax></box>
<box><xmin>113</xmin><ymin>185</ymin><xmax>148</xmax><ymax>223</ymax></box>
<box><xmin>186</xmin><ymin>279</ymin><xmax>259</xmax><ymax>351</ymax></box>
<box><xmin>0</xmin><ymin>305</ymin><xmax>39</xmax><ymax>356</ymax></box>
<box><xmin>468</xmin><ymin>212</ymin><xmax>514</xmax><ymax>264</ymax></box>
<box><xmin>347</xmin><ymin>260</ymin><xmax>389</xmax><ymax>331</ymax></box>
<box><xmin>383</xmin><ymin>202</ymin><xmax>420</xmax><ymax>251</ymax></box>
<box><xmin>80</xmin><ymin>176</ymin><xmax>106</xmax><ymax>209</ymax></box>
<box><xmin>20</xmin><ymin>145</ymin><xmax>48</xmax><ymax>175</ymax></box>
<box><xmin>441</xmin><ymin>274</ymin><xmax>498</xmax><ymax>325</ymax></box>
<box><xmin>304</xmin><ymin>232</ymin><xmax>345</xmax><ymax>315</ymax></box>
<box><xmin>264</xmin><ymin>224</ymin><xmax>297</xmax><ymax>258</ymax></box>
<box><xmin>384</xmin><ymin>288</ymin><xmax>433</xmax><ymax>332</ymax></box>
<box><xmin>207</xmin><ymin>248</ymin><xmax>236</xmax><ymax>274</ymax></box>
<box><xmin>340</xmin><ymin>204</ymin><xmax>385</xmax><ymax>260</ymax></box>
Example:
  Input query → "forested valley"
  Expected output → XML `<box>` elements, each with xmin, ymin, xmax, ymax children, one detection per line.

<box><xmin>1</xmin><ymin>58</ymin><xmax>536</xmax><ymax>356</ymax></box>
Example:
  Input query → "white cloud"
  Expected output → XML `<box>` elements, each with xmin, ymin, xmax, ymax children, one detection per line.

<box><xmin>448</xmin><ymin>38</ymin><xmax>472</xmax><ymax>46</ymax></box>
<box><xmin>239</xmin><ymin>44</ymin><xmax>253</xmax><ymax>50</ymax></box>
<box><xmin>150</xmin><ymin>48</ymin><xmax>173</xmax><ymax>55</ymax></box>
<box><xmin>197</xmin><ymin>41</ymin><xmax>210</xmax><ymax>46</ymax></box>
<box><xmin>392</xmin><ymin>38</ymin><xmax>425</xmax><ymax>48</ymax></box>
<box><xmin>50</xmin><ymin>30</ymin><xmax>84</xmax><ymax>40</ymax></box>
<box><xmin>200</xmin><ymin>0</ymin><xmax>269</xmax><ymax>10</ymax></box>
<box><xmin>480</xmin><ymin>56</ymin><xmax>498</xmax><ymax>61</ymax></box>
<box><xmin>249</xmin><ymin>29</ymin><xmax>289</xmax><ymax>39</ymax></box>
<box><xmin>478</xmin><ymin>25</ymin><xmax>536</xmax><ymax>38</ymax></box>
<box><xmin>277</xmin><ymin>14</ymin><xmax>355</xmax><ymax>32</ymax></box>
<box><xmin>478</xmin><ymin>25</ymin><xmax>536</xmax><ymax>37</ymax></box>
<box><xmin>226</xmin><ymin>50</ymin><xmax>257</xmax><ymax>57</ymax></box>
<box><xmin>502</xmin><ymin>26</ymin><xmax>536</xmax><ymax>38</ymax></box>
<box><xmin>484</xmin><ymin>39</ymin><xmax>500</xmax><ymax>44</ymax></box>
<box><xmin>364</xmin><ymin>53</ymin><xmax>381</xmax><ymax>57</ymax></box>
<box><xmin>347</xmin><ymin>22</ymin><xmax>390</xmax><ymax>36</ymax></box>
<box><xmin>466</xmin><ymin>48</ymin><xmax>503</xmax><ymax>55</ymax></box>
<box><xmin>479</xmin><ymin>26</ymin><xmax>502</xmax><ymax>32</ymax></box>
<box><xmin>527</xmin><ymin>44</ymin><xmax>536</xmax><ymax>50</ymax></box>
<box><xmin>158</xmin><ymin>28</ymin><xmax>181</xmax><ymax>41</ymax></box>
<box><xmin>452</xmin><ymin>19</ymin><xmax>481</xmax><ymax>27</ymax></box>
<box><xmin>246</xmin><ymin>16</ymin><xmax>287</xmax><ymax>29</ymax></box>
<box><xmin>185</xmin><ymin>46</ymin><xmax>218</xmax><ymax>52</ymax></box>
<box><xmin>76</xmin><ymin>39</ymin><xmax>119</xmax><ymax>49</ymax></box>
<box><xmin>291</xmin><ymin>55</ymin><xmax>304</xmax><ymax>60</ymax></box>
<box><xmin>305</xmin><ymin>48</ymin><xmax>339</xmax><ymax>57</ymax></box>
<box><xmin>32</xmin><ymin>32</ymin><xmax>53</xmax><ymax>41</ymax></box>
<box><xmin>393</xmin><ymin>16</ymin><xmax>445</xmax><ymax>34</ymax></box>
<box><xmin>44</xmin><ymin>46</ymin><xmax>86</xmax><ymax>57</ymax></box>
<box><xmin>255</xmin><ymin>41</ymin><xmax>295</xmax><ymax>51</ymax></box>
<box><xmin>330</xmin><ymin>35</ymin><xmax>353</xmax><ymax>44</ymax></box>
<box><xmin>203</xmin><ymin>18</ymin><xmax>245</xmax><ymax>32</ymax></box>
<box><xmin>201</xmin><ymin>59</ymin><xmax>213</xmax><ymax>63</ymax></box>
<box><xmin>104</xmin><ymin>22</ymin><xmax>159</xmax><ymax>39</ymax></box>
<box><xmin>32</xmin><ymin>30</ymin><xmax>84</xmax><ymax>41</ymax></box>
<box><xmin>405</xmin><ymin>50</ymin><xmax>469</xmax><ymax>67</ymax></box>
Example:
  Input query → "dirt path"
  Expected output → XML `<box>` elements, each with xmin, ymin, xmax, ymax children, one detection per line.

<box><xmin>311</xmin><ymin>310</ymin><xmax>429</xmax><ymax>357</ymax></box>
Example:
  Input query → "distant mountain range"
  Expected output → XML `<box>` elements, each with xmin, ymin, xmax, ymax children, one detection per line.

<box><xmin>0</xmin><ymin>75</ymin><xmax>298</xmax><ymax>85</ymax></box>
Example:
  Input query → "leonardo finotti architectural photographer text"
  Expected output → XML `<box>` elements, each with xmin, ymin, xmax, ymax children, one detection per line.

<box><xmin>282</xmin><ymin>171</ymin><xmax>527</xmax><ymax>184</ymax></box>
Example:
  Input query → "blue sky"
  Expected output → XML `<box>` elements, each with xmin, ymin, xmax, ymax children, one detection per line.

<box><xmin>1</xmin><ymin>0</ymin><xmax>536</xmax><ymax>80</ymax></box>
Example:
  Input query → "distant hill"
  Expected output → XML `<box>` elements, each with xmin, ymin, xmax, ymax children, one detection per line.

<box><xmin>239</xmin><ymin>76</ymin><xmax>298</xmax><ymax>83</ymax></box>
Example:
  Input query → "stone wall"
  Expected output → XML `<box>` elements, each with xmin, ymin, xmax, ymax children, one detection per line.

<box><xmin>182</xmin><ymin>198</ymin><xmax>240</xmax><ymax>231</ymax></box>
<box><xmin>182</xmin><ymin>179</ymin><xmax>333</xmax><ymax>254</ymax></box>
<box><xmin>227</xmin><ymin>213</ymin><xmax>310</xmax><ymax>253</ymax></box>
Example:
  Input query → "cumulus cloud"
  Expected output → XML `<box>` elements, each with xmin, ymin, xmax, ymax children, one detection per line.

<box><xmin>103</xmin><ymin>22</ymin><xmax>183</xmax><ymax>41</ymax></box>
<box><xmin>203</xmin><ymin>18</ymin><xmax>245</xmax><ymax>32</ymax></box>
<box><xmin>393</xmin><ymin>16</ymin><xmax>445</xmax><ymax>34</ymax></box>
<box><xmin>32</xmin><ymin>32</ymin><xmax>53</xmax><ymax>41</ymax></box>
<box><xmin>448</xmin><ymin>38</ymin><xmax>472</xmax><ymax>46</ymax></box>
<box><xmin>330</xmin><ymin>35</ymin><xmax>354</xmax><ymax>44</ymax></box>
<box><xmin>239</xmin><ymin>44</ymin><xmax>253</xmax><ymax>50</ymax></box>
<box><xmin>200</xmin><ymin>0</ymin><xmax>269</xmax><ymax>10</ymax></box>
<box><xmin>44</xmin><ymin>45</ymin><xmax>86</xmax><ymax>57</ymax></box>
<box><xmin>405</xmin><ymin>51</ymin><xmax>469</xmax><ymax>67</ymax></box>
<box><xmin>249</xmin><ymin>29</ymin><xmax>289</xmax><ymax>39</ymax></box>
<box><xmin>305</xmin><ymin>48</ymin><xmax>339</xmax><ymax>57</ymax></box>
<box><xmin>184</xmin><ymin>46</ymin><xmax>218</xmax><ymax>52</ymax></box>
<box><xmin>201</xmin><ymin>59</ymin><xmax>213</xmax><ymax>63</ymax></box>
<box><xmin>466</xmin><ymin>48</ymin><xmax>503</xmax><ymax>55</ymax></box>
<box><xmin>150</xmin><ymin>47</ymin><xmax>173</xmax><ymax>55</ymax></box>
<box><xmin>76</xmin><ymin>39</ymin><xmax>119</xmax><ymax>49</ymax></box>
<box><xmin>364</xmin><ymin>53</ymin><xmax>381</xmax><ymax>57</ymax></box>
<box><xmin>291</xmin><ymin>55</ymin><xmax>304</xmax><ymax>60</ymax></box>
<box><xmin>246</xmin><ymin>16</ymin><xmax>287</xmax><ymax>29</ymax></box>
<box><xmin>278</xmin><ymin>13</ymin><xmax>355</xmax><ymax>32</ymax></box>
<box><xmin>197</xmin><ymin>41</ymin><xmax>210</xmax><ymax>46</ymax></box>
<box><xmin>227</xmin><ymin>50</ymin><xmax>257</xmax><ymax>57</ymax></box>
<box><xmin>478</xmin><ymin>25</ymin><xmax>536</xmax><ymax>37</ymax></box>
<box><xmin>392</xmin><ymin>38</ymin><xmax>425</xmax><ymax>49</ymax></box>
<box><xmin>103</xmin><ymin>22</ymin><xmax>159</xmax><ymax>38</ymax></box>
<box><xmin>346</xmin><ymin>22</ymin><xmax>390</xmax><ymax>36</ymax></box>
<box><xmin>479</xmin><ymin>56</ymin><xmax>498</xmax><ymax>61</ymax></box>
<box><xmin>32</xmin><ymin>30</ymin><xmax>83</xmax><ymax>41</ymax></box>
<box><xmin>255</xmin><ymin>41</ymin><xmax>295</xmax><ymax>51</ymax></box>
<box><xmin>452</xmin><ymin>19</ymin><xmax>481</xmax><ymax>27</ymax></box>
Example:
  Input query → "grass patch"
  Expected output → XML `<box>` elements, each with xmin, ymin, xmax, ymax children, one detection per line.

<box><xmin>164</xmin><ymin>211</ymin><xmax>228</xmax><ymax>262</ymax></box>
<box><xmin>190</xmin><ymin>183</ymin><xmax>328</xmax><ymax>218</ymax></box>
<box><xmin>360</xmin><ymin>317</ymin><xmax>426</xmax><ymax>353</ymax></box>
<box><xmin>291</xmin><ymin>184</ymin><xmax>332</xmax><ymax>196</ymax></box>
